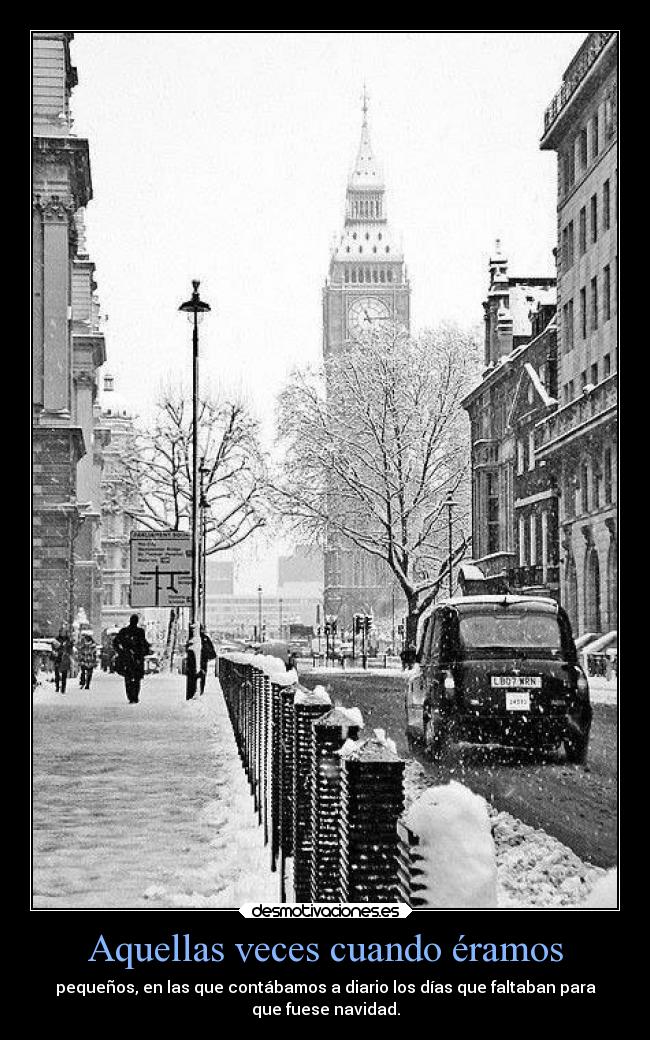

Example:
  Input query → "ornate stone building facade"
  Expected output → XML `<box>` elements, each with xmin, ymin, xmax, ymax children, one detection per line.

<box><xmin>322</xmin><ymin>98</ymin><xmax>410</xmax><ymax>633</ymax></box>
<box><xmin>32</xmin><ymin>31</ymin><xmax>107</xmax><ymax>638</ymax></box>
<box><xmin>462</xmin><ymin>245</ymin><xmax>558</xmax><ymax>597</ymax></box>
<box><xmin>536</xmin><ymin>31</ymin><xmax>618</xmax><ymax>636</ymax></box>
<box><xmin>98</xmin><ymin>375</ymin><xmax>141</xmax><ymax>632</ymax></box>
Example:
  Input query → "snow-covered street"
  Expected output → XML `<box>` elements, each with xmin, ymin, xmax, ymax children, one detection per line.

<box><xmin>32</xmin><ymin>672</ymin><xmax>278</xmax><ymax>909</ymax></box>
<box><xmin>33</xmin><ymin>670</ymin><xmax>616</xmax><ymax>910</ymax></box>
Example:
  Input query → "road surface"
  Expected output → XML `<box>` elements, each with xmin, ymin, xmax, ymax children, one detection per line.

<box><xmin>299</xmin><ymin>669</ymin><xmax>617</xmax><ymax>868</ymax></box>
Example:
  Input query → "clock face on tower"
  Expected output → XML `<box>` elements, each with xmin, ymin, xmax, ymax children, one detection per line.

<box><xmin>348</xmin><ymin>296</ymin><xmax>391</xmax><ymax>336</ymax></box>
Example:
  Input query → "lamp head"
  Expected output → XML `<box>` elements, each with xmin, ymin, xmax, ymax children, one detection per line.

<box><xmin>179</xmin><ymin>280</ymin><xmax>211</xmax><ymax>325</ymax></box>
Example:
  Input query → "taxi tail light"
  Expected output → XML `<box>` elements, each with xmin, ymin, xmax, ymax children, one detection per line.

<box><xmin>443</xmin><ymin>670</ymin><xmax>456</xmax><ymax>700</ymax></box>
<box><xmin>576</xmin><ymin>666</ymin><xmax>590</xmax><ymax>700</ymax></box>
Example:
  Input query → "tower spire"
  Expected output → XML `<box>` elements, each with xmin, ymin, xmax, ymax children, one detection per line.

<box><xmin>362</xmin><ymin>82</ymin><xmax>369</xmax><ymax>127</ymax></box>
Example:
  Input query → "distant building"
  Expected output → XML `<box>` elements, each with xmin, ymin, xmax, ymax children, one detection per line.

<box><xmin>98</xmin><ymin>375</ymin><xmax>141</xmax><ymax>631</ymax></box>
<box><xmin>278</xmin><ymin>546</ymin><xmax>323</xmax><ymax>602</ymax></box>
<box><xmin>462</xmin><ymin>244</ymin><xmax>558</xmax><ymax>596</ymax></box>
<box><xmin>536</xmin><ymin>31</ymin><xmax>618</xmax><ymax>635</ymax></box>
<box><xmin>204</xmin><ymin>595</ymin><xmax>320</xmax><ymax>642</ymax></box>
<box><xmin>205</xmin><ymin>558</ymin><xmax>234</xmax><ymax>597</ymax></box>
<box><xmin>32</xmin><ymin>31</ymin><xmax>106</xmax><ymax>638</ymax></box>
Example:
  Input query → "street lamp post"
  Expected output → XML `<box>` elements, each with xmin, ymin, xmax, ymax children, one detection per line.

<box><xmin>278</xmin><ymin>597</ymin><xmax>283</xmax><ymax>641</ymax></box>
<box><xmin>179</xmin><ymin>280</ymin><xmax>210</xmax><ymax>700</ymax></box>
<box><xmin>199</xmin><ymin>459</ymin><xmax>210</xmax><ymax>631</ymax></box>
<box><xmin>258</xmin><ymin>585</ymin><xmax>263</xmax><ymax>643</ymax></box>
<box><xmin>445</xmin><ymin>491</ymin><xmax>457</xmax><ymax>599</ymax></box>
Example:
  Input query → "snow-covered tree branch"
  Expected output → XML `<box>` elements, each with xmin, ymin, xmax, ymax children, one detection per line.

<box><xmin>273</xmin><ymin>321</ymin><xmax>481</xmax><ymax>639</ymax></box>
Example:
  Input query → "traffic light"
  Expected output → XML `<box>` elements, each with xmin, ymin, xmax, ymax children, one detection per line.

<box><xmin>364</xmin><ymin>615</ymin><xmax>372</xmax><ymax>635</ymax></box>
<box><xmin>353</xmin><ymin>614</ymin><xmax>362</xmax><ymax>635</ymax></box>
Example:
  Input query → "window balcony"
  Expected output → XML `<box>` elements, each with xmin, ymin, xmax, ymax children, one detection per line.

<box><xmin>543</xmin><ymin>32</ymin><xmax>616</xmax><ymax>136</ymax></box>
<box><xmin>536</xmin><ymin>374</ymin><xmax>617</xmax><ymax>457</ymax></box>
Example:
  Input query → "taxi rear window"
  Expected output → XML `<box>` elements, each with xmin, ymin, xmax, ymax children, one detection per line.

<box><xmin>458</xmin><ymin>610</ymin><xmax>562</xmax><ymax>650</ymax></box>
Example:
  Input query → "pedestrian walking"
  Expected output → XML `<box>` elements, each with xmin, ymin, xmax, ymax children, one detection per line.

<box><xmin>77</xmin><ymin>629</ymin><xmax>98</xmax><ymax>690</ymax></box>
<box><xmin>199</xmin><ymin>626</ymin><xmax>216</xmax><ymax>695</ymax></box>
<box><xmin>52</xmin><ymin>625</ymin><xmax>73</xmax><ymax>693</ymax></box>
<box><xmin>113</xmin><ymin>614</ymin><xmax>151</xmax><ymax>704</ymax></box>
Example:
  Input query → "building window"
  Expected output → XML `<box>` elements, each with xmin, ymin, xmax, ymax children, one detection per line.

<box><xmin>579</xmin><ymin>207</ymin><xmax>586</xmax><ymax>254</ymax></box>
<box><xmin>516</xmin><ymin>438</ymin><xmax>525</xmax><ymax>475</ymax></box>
<box><xmin>590</xmin><ymin>194</ymin><xmax>598</xmax><ymax>244</ymax></box>
<box><xmin>562</xmin><ymin>300</ymin><xmax>574</xmax><ymax>350</ymax></box>
<box><xmin>604</xmin><ymin>265</ymin><xmax>611</xmax><ymax>321</ymax></box>
<box><xmin>518</xmin><ymin>514</ymin><xmax>526</xmax><ymax>566</ymax></box>
<box><xmin>603</xmin><ymin>179</ymin><xmax>610</xmax><ymax>230</ymax></box>
<box><xmin>564</xmin><ymin>147</ymin><xmax>575</xmax><ymax>193</ymax></box>
<box><xmin>121</xmin><ymin>584</ymin><xmax>130</xmax><ymax>606</ymax></box>
<box><xmin>565</xmin><ymin>471</ymin><xmax>575</xmax><ymax>520</ymax></box>
<box><xmin>592</xmin><ymin>460</ymin><xmax>601</xmax><ymax>510</ymax></box>
<box><xmin>603</xmin><ymin>353</ymin><xmax>611</xmax><ymax>378</ymax></box>
<box><xmin>604</xmin><ymin>95</ymin><xmax>615</xmax><ymax>140</ymax></box>
<box><xmin>568</xmin><ymin>220</ymin><xmax>574</xmax><ymax>266</ymax></box>
<box><xmin>387</xmin><ymin>269</ymin><xmax>393</xmax><ymax>282</ymax></box>
<box><xmin>529</xmin><ymin>514</ymin><xmax>537</xmax><ymax>566</ymax></box>
<box><xmin>581</xmin><ymin>370</ymin><xmax>588</xmax><ymax>389</ymax></box>
<box><xmin>103</xmin><ymin>584</ymin><xmax>113</xmax><ymax>604</ymax></box>
<box><xmin>579</xmin><ymin>128</ymin><xmax>588</xmax><ymax>170</ymax></box>
<box><xmin>591</xmin><ymin>276</ymin><xmax>598</xmax><ymax>330</ymax></box>
<box><xmin>528</xmin><ymin>430</ymin><xmax>535</xmax><ymax>471</ymax></box>
<box><xmin>590</xmin><ymin>363</ymin><xmax>598</xmax><ymax>386</ymax></box>
<box><xmin>487</xmin><ymin>471</ymin><xmax>499</xmax><ymax>554</ymax></box>
<box><xmin>580</xmin><ymin>287</ymin><xmax>587</xmax><ymax>338</ymax></box>
<box><xmin>591</xmin><ymin>112</ymin><xmax>599</xmax><ymax>158</ymax></box>
<box><xmin>581</xmin><ymin>463</ymin><xmax>589</xmax><ymax>514</ymax></box>
<box><xmin>604</xmin><ymin>448</ymin><xmax>613</xmax><ymax>503</ymax></box>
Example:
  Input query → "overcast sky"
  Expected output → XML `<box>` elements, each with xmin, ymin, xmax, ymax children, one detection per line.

<box><xmin>69</xmin><ymin>30</ymin><xmax>586</xmax><ymax>593</ymax></box>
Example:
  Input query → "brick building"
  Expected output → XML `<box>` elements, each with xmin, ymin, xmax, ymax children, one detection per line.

<box><xmin>32</xmin><ymin>32</ymin><xmax>106</xmax><ymax>638</ymax></box>
<box><xmin>462</xmin><ymin>244</ymin><xmax>558</xmax><ymax>596</ymax></box>
<box><xmin>536</xmin><ymin>31</ymin><xmax>618</xmax><ymax>636</ymax></box>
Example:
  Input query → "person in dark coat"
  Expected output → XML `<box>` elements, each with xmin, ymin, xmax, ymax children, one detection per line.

<box><xmin>199</xmin><ymin>626</ymin><xmax>216</xmax><ymax>695</ymax></box>
<box><xmin>113</xmin><ymin>614</ymin><xmax>151</xmax><ymax>704</ymax></box>
<box><xmin>77</xmin><ymin>630</ymin><xmax>98</xmax><ymax>690</ymax></box>
<box><xmin>53</xmin><ymin>625</ymin><xmax>73</xmax><ymax>693</ymax></box>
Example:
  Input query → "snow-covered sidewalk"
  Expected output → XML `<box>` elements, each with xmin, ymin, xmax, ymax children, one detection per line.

<box><xmin>33</xmin><ymin>673</ymin><xmax>278</xmax><ymax>908</ymax></box>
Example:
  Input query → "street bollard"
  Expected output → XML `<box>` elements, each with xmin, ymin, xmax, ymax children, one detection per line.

<box><xmin>339</xmin><ymin>732</ymin><xmax>405</xmax><ymax>903</ymax></box>
<box><xmin>310</xmin><ymin>706</ymin><xmax>363</xmax><ymax>903</ymax></box>
<box><xmin>292</xmin><ymin>687</ymin><xmax>332</xmax><ymax>903</ymax></box>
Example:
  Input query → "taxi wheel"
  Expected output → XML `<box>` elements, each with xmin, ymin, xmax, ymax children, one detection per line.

<box><xmin>564</xmin><ymin>730</ymin><xmax>589</xmax><ymax>765</ymax></box>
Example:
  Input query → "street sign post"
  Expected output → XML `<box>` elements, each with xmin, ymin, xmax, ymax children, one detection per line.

<box><xmin>130</xmin><ymin>531</ymin><xmax>192</xmax><ymax>608</ymax></box>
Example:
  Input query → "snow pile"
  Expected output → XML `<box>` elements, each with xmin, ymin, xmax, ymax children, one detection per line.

<box><xmin>294</xmin><ymin>685</ymin><xmax>332</xmax><ymax>706</ymax></box>
<box><xmin>588</xmin><ymin>677</ymin><xmax>617</xmax><ymax>706</ymax></box>
<box><xmin>581</xmin><ymin>867</ymin><xmax>617</xmax><ymax>908</ymax></box>
<box><xmin>403</xmin><ymin>782</ymin><xmax>498</xmax><ymax>908</ymax></box>
<box><xmin>402</xmin><ymin>760</ymin><xmax>611</xmax><ymax>909</ymax></box>
<box><xmin>490</xmin><ymin>808</ymin><xmax>605</xmax><ymax>909</ymax></box>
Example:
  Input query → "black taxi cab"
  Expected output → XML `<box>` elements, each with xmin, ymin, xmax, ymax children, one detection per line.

<box><xmin>405</xmin><ymin>595</ymin><xmax>592</xmax><ymax>764</ymax></box>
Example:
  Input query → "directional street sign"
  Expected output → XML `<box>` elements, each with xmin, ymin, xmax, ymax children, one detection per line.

<box><xmin>130</xmin><ymin>531</ymin><xmax>192</xmax><ymax>608</ymax></box>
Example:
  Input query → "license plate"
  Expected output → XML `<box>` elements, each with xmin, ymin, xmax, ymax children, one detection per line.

<box><xmin>505</xmin><ymin>692</ymin><xmax>530</xmax><ymax>711</ymax></box>
<box><xmin>491</xmin><ymin>676</ymin><xmax>542</xmax><ymax>688</ymax></box>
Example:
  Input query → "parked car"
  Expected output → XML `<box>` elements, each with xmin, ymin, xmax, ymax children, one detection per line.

<box><xmin>405</xmin><ymin>595</ymin><xmax>592</xmax><ymax>764</ymax></box>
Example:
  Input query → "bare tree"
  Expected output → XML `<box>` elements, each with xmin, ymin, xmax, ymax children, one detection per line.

<box><xmin>123</xmin><ymin>387</ymin><xmax>267</xmax><ymax>549</ymax></box>
<box><xmin>274</xmin><ymin>322</ymin><xmax>481</xmax><ymax>642</ymax></box>
<box><xmin>115</xmin><ymin>386</ymin><xmax>268</xmax><ymax>662</ymax></box>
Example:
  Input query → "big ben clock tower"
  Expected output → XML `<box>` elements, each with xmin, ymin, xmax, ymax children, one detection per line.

<box><xmin>322</xmin><ymin>92</ymin><xmax>411</xmax><ymax>634</ymax></box>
